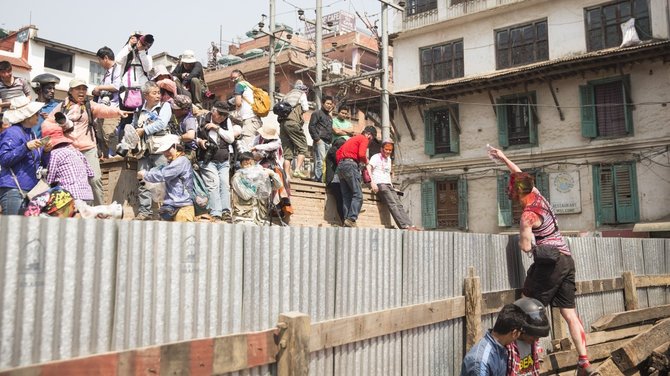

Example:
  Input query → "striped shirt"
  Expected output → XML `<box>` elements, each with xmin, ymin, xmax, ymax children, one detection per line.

<box><xmin>460</xmin><ymin>331</ymin><xmax>508</xmax><ymax>376</ymax></box>
<box><xmin>46</xmin><ymin>145</ymin><xmax>94</xmax><ymax>201</ymax></box>
<box><xmin>0</xmin><ymin>76</ymin><xmax>32</xmax><ymax>102</ymax></box>
<box><xmin>525</xmin><ymin>188</ymin><xmax>571</xmax><ymax>256</ymax></box>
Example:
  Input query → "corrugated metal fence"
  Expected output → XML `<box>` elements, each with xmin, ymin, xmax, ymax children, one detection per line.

<box><xmin>1</xmin><ymin>216</ymin><xmax>668</xmax><ymax>374</ymax></box>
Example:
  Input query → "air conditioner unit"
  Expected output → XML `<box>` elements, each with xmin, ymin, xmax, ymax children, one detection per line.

<box><xmin>330</xmin><ymin>61</ymin><xmax>343</xmax><ymax>75</ymax></box>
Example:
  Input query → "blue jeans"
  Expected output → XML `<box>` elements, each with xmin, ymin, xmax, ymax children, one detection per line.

<box><xmin>200</xmin><ymin>160</ymin><xmax>231</xmax><ymax>217</ymax></box>
<box><xmin>137</xmin><ymin>154</ymin><xmax>168</xmax><ymax>216</ymax></box>
<box><xmin>0</xmin><ymin>187</ymin><xmax>25</xmax><ymax>215</ymax></box>
<box><xmin>337</xmin><ymin>160</ymin><xmax>363</xmax><ymax>221</ymax></box>
<box><xmin>313</xmin><ymin>140</ymin><xmax>330</xmax><ymax>182</ymax></box>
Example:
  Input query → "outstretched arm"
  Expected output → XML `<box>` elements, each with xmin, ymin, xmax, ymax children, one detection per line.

<box><xmin>488</xmin><ymin>146</ymin><xmax>521</xmax><ymax>173</ymax></box>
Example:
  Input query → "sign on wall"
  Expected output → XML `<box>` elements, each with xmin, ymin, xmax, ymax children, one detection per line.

<box><xmin>549</xmin><ymin>171</ymin><xmax>582</xmax><ymax>214</ymax></box>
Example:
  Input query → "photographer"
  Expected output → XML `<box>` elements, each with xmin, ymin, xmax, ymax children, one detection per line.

<box><xmin>92</xmin><ymin>46</ymin><xmax>122</xmax><ymax>157</ymax></box>
<box><xmin>116</xmin><ymin>32</ymin><xmax>154</xmax><ymax>133</ymax></box>
<box><xmin>171</xmin><ymin>50</ymin><xmax>205</xmax><ymax>106</ymax></box>
<box><xmin>195</xmin><ymin>101</ymin><xmax>241</xmax><ymax>222</ymax></box>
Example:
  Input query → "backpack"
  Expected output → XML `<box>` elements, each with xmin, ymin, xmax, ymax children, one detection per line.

<box><xmin>273</xmin><ymin>101</ymin><xmax>293</xmax><ymax>120</ymax></box>
<box><xmin>241</xmin><ymin>81</ymin><xmax>271</xmax><ymax>117</ymax></box>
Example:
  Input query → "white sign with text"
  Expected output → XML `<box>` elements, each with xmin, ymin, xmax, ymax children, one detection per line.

<box><xmin>549</xmin><ymin>171</ymin><xmax>582</xmax><ymax>214</ymax></box>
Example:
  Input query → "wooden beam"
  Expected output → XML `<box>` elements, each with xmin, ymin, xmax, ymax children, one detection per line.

<box><xmin>417</xmin><ymin>103</ymin><xmax>425</xmax><ymax>124</ymax></box>
<box><xmin>546</xmin><ymin>80</ymin><xmax>565</xmax><ymax>121</ymax></box>
<box><xmin>575</xmin><ymin>277</ymin><xmax>623</xmax><ymax>295</ymax></box>
<box><xmin>636</xmin><ymin>274</ymin><xmax>670</xmax><ymax>288</ymax></box>
<box><xmin>389</xmin><ymin>115</ymin><xmax>401</xmax><ymax>141</ymax></box>
<box><xmin>481</xmin><ymin>289</ymin><xmax>520</xmax><ymax>315</ymax></box>
<box><xmin>394</xmin><ymin>95</ymin><xmax>416</xmax><ymax>140</ymax></box>
<box><xmin>447</xmin><ymin>106</ymin><xmax>461</xmax><ymax>134</ymax></box>
<box><xmin>591</xmin><ymin>304</ymin><xmax>670</xmax><ymax>331</ymax></box>
<box><xmin>622</xmin><ymin>271</ymin><xmax>639</xmax><ymax>311</ymax></box>
<box><xmin>611</xmin><ymin>318</ymin><xmax>670</xmax><ymax>371</ymax></box>
<box><xmin>309</xmin><ymin>296</ymin><xmax>465</xmax><ymax>352</ymax></box>
<box><xmin>277</xmin><ymin>312</ymin><xmax>311</xmax><ymax>376</ymax></box>
<box><xmin>488</xmin><ymin>90</ymin><xmax>497</xmax><ymax>116</ymax></box>
<box><xmin>541</xmin><ymin>338</ymin><xmax>629</xmax><ymax>373</ymax></box>
<box><xmin>552</xmin><ymin>324</ymin><xmax>653</xmax><ymax>351</ymax></box>
<box><xmin>551</xmin><ymin>307</ymin><xmax>569</xmax><ymax>343</ymax></box>
<box><xmin>464</xmin><ymin>267</ymin><xmax>482</xmax><ymax>352</ymax></box>
<box><xmin>595</xmin><ymin>359</ymin><xmax>626</xmax><ymax>376</ymax></box>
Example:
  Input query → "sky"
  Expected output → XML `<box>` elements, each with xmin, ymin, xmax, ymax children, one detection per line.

<box><xmin>3</xmin><ymin>0</ymin><xmax>384</xmax><ymax>61</ymax></box>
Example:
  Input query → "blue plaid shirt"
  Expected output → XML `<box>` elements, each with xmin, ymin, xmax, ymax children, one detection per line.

<box><xmin>461</xmin><ymin>331</ymin><xmax>508</xmax><ymax>376</ymax></box>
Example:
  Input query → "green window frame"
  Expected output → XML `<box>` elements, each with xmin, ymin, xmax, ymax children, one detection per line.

<box><xmin>579</xmin><ymin>75</ymin><xmax>633</xmax><ymax>139</ymax></box>
<box><xmin>496</xmin><ymin>170</ymin><xmax>549</xmax><ymax>227</ymax></box>
<box><xmin>592</xmin><ymin>162</ymin><xmax>639</xmax><ymax>226</ymax></box>
<box><xmin>421</xmin><ymin>177</ymin><xmax>468</xmax><ymax>230</ymax></box>
<box><xmin>424</xmin><ymin>106</ymin><xmax>460</xmax><ymax>156</ymax></box>
<box><xmin>496</xmin><ymin>92</ymin><xmax>538</xmax><ymax>148</ymax></box>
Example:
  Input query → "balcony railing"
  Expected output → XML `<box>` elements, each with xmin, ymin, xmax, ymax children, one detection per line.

<box><xmin>402</xmin><ymin>0</ymin><xmax>528</xmax><ymax>31</ymax></box>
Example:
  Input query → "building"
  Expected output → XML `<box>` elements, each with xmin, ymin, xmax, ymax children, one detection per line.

<box><xmin>390</xmin><ymin>0</ymin><xmax>670</xmax><ymax>237</ymax></box>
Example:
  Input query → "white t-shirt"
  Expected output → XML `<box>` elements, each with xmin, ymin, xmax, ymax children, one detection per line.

<box><xmin>235</xmin><ymin>82</ymin><xmax>255</xmax><ymax>120</ymax></box>
<box><xmin>368</xmin><ymin>153</ymin><xmax>392</xmax><ymax>185</ymax></box>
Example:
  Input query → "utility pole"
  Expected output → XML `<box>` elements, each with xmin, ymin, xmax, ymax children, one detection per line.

<box><xmin>315</xmin><ymin>0</ymin><xmax>323</xmax><ymax>108</ymax></box>
<box><xmin>269</xmin><ymin>0</ymin><xmax>276</xmax><ymax>103</ymax></box>
<box><xmin>381</xmin><ymin>2</ymin><xmax>390</xmax><ymax>142</ymax></box>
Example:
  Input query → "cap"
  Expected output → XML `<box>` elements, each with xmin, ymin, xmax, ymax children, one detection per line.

<box><xmin>155</xmin><ymin>134</ymin><xmax>180</xmax><ymax>153</ymax></box>
<box><xmin>171</xmin><ymin>94</ymin><xmax>192</xmax><ymax>110</ymax></box>
<box><xmin>69</xmin><ymin>78</ymin><xmax>88</xmax><ymax>88</ymax></box>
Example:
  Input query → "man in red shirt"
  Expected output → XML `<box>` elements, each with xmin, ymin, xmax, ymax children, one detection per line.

<box><xmin>335</xmin><ymin>126</ymin><xmax>377</xmax><ymax>227</ymax></box>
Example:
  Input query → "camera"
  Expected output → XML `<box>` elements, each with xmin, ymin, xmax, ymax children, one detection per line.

<box><xmin>115</xmin><ymin>124</ymin><xmax>141</xmax><ymax>157</ymax></box>
<box><xmin>99</xmin><ymin>90</ymin><xmax>112</xmax><ymax>106</ymax></box>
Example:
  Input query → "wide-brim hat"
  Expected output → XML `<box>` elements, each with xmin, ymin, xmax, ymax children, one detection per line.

<box><xmin>41</xmin><ymin>123</ymin><xmax>72</xmax><ymax>146</ymax></box>
<box><xmin>180</xmin><ymin>50</ymin><xmax>197</xmax><ymax>64</ymax></box>
<box><xmin>151</xmin><ymin>64</ymin><xmax>171</xmax><ymax>80</ymax></box>
<box><xmin>257</xmin><ymin>123</ymin><xmax>279</xmax><ymax>140</ymax></box>
<box><xmin>155</xmin><ymin>134</ymin><xmax>181</xmax><ymax>153</ymax></box>
<box><xmin>3</xmin><ymin>96</ymin><xmax>44</xmax><ymax>124</ymax></box>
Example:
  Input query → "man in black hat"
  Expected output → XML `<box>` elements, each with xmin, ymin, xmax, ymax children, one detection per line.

<box><xmin>31</xmin><ymin>72</ymin><xmax>61</xmax><ymax>138</ymax></box>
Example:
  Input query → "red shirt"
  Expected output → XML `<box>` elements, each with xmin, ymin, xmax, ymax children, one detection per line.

<box><xmin>336</xmin><ymin>134</ymin><xmax>369</xmax><ymax>164</ymax></box>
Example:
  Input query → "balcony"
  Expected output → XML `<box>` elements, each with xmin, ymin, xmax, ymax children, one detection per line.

<box><xmin>402</xmin><ymin>0</ymin><xmax>528</xmax><ymax>31</ymax></box>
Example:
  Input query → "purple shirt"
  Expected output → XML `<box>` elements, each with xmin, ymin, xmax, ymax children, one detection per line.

<box><xmin>46</xmin><ymin>144</ymin><xmax>94</xmax><ymax>201</ymax></box>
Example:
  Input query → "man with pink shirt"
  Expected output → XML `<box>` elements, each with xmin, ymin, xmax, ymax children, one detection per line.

<box><xmin>42</xmin><ymin>78</ymin><xmax>130</xmax><ymax>205</ymax></box>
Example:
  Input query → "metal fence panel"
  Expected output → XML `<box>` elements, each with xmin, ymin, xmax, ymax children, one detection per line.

<box><xmin>642</xmin><ymin>238</ymin><xmax>669</xmax><ymax>305</ymax></box>
<box><xmin>112</xmin><ymin>221</ymin><xmax>244</xmax><ymax>351</ymax></box>
<box><xmin>334</xmin><ymin>228</ymin><xmax>403</xmax><ymax>376</ymax></box>
<box><xmin>0</xmin><ymin>217</ymin><xmax>117</xmax><ymax>369</ymax></box>
<box><xmin>620</xmin><ymin>238</ymin><xmax>650</xmax><ymax>307</ymax></box>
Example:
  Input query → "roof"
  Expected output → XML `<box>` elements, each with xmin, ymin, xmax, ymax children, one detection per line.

<box><xmin>0</xmin><ymin>55</ymin><xmax>31</xmax><ymax>70</ymax></box>
<box><xmin>395</xmin><ymin>39</ymin><xmax>670</xmax><ymax>101</ymax></box>
<box><xmin>205</xmin><ymin>49</ymin><xmax>311</xmax><ymax>84</ymax></box>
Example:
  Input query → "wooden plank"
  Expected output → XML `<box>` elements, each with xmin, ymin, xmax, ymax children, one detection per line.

<box><xmin>636</xmin><ymin>274</ymin><xmax>670</xmax><ymax>288</ymax></box>
<box><xmin>552</xmin><ymin>324</ymin><xmax>653</xmax><ymax>351</ymax></box>
<box><xmin>611</xmin><ymin>318</ymin><xmax>670</xmax><ymax>371</ymax></box>
<box><xmin>481</xmin><ymin>289</ymin><xmax>519</xmax><ymax>315</ymax></box>
<box><xmin>541</xmin><ymin>338</ymin><xmax>629</xmax><ymax>373</ymax></box>
<box><xmin>465</xmin><ymin>267</ymin><xmax>482</xmax><ymax>352</ymax></box>
<box><xmin>551</xmin><ymin>306</ymin><xmax>569</xmax><ymax>343</ymax></box>
<box><xmin>595</xmin><ymin>359</ymin><xmax>625</xmax><ymax>376</ymax></box>
<box><xmin>277</xmin><ymin>312</ymin><xmax>311</xmax><ymax>376</ymax></box>
<box><xmin>309</xmin><ymin>296</ymin><xmax>465</xmax><ymax>352</ymax></box>
<box><xmin>623</xmin><ymin>271</ymin><xmax>639</xmax><ymax>311</ymax></box>
<box><xmin>575</xmin><ymin>277</ymin><xmax>622</xmax><ymax>295</ymax></box>
<box><xmin>394</xmin><ymin>95</ymin><xmax>416</xmax><ymax>140</ymax></box>
<box><xmin>591</xmin><ymin>304</ymin><xmax>670</xmax><ymax>331</ymax></box>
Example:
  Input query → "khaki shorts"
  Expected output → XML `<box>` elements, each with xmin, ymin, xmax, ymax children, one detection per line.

<box><xmin>280</xmin><ymin>121</ymin><xmax>308</xmax><ymax>160</ymax></box>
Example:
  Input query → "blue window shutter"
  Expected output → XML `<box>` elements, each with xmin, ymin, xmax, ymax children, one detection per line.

<box><xmin>614</xmin><ymin>163</ymin><xmax>639</xmax><ymax>223</ymax></box>
<box><xmin>457</xmin><ymin>177</ymin><xmax>468</xmax><ymax>230</ymax></box>
<box><xmin>580</xmin><ymin>84</ymin><xmax>597</xmax><ymax>138</ymax></box>
<box><xmin>622</xmin><ymin>76</ymin><xmax>634</xmax><ymax>135</ymax></box>
<box><xmin>497</xmin><ymin>173</ymin><xmax>512</xmax><ymax>226</ymax></box>
<box><xmin>496</xmin><ymin>100</ymin><xmax>509</xmax><ymax>147</ymax></box>
<box><xmin>529</xmin><ymin>93</ymin><xmax>538</xmax><ymax>146</ymax></box>
<box><xmin>535</xmin><ymin>171</ymin><xmax>549</xmax><ymax>201</ymax></box>
<box><xmin>424</xmin><ymin>110</ymin><xmax>435</xmax><ymax>156</ymax></box>
<box><xmin>421</xmin><ymin>180</ymin><xmax>437</xmax><ymax>229</ymax></box>
<box><xmin>449</xmin><ymin>108</ymin><xmax>460</xmax><ymax>154</ymax></box>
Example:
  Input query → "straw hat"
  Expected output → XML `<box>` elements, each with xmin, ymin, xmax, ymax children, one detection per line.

<box><xmin>3</xmin><ymin>96</ymin><xmax>44</xmax><ymax>124</ymax></box>
<box><xmin>257</xmin><ymin>123</ymin><xmax>279</xmax><ymax>140</ymax></box>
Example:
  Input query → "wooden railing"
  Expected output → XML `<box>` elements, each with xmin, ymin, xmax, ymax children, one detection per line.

<box><xmin>3</xmin><ymin>271</ymin><xmax>668</xmax><ymax>376</ymax></box>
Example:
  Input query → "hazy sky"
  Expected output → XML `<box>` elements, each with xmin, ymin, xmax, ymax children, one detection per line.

<box><xmin>3</xmin><ymin>0</ymin><xmax>384</xmax><ymax>60</ymax></box>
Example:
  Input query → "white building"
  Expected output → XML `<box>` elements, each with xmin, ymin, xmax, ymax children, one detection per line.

<box><xmin>390</xmin><ymin>0</ymin><xmax>670</xmax><ymax>237</ymax></box>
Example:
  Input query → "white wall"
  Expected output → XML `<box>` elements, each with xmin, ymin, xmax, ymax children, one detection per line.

<box><xmin>27</xmin><ymin>41</ymin><xmax>98</xmax><ymax>94</ymax></box>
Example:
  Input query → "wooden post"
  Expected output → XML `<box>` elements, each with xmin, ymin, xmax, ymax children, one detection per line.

<box><xmin>277</xmin><ymin>312</ymin><xmax>311</xmax><ymax>376</ymax></box>
<box><xmin>551</xmin><ymin>307</ymin><xmax>569</xmax><ymax>343</ymax></box>
<box><xmin>464</xmin><ymin>267</ymin><xmax>482</xmax><ymax>352</ymax></box>
<box><xmin>622</xmin><ymin>271</ymin><xmax>639</xmax><ymax>311</ymax></box>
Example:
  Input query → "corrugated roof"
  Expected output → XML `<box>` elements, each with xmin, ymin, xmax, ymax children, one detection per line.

<box><xmin>0</xmin><ymin>55</ymin><xmax>31</xmax><ymax>70</ymax></box>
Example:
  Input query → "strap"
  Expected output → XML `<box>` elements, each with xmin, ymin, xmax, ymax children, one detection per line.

<box><xmin>9</xmin><ymin>168</ymin><xmax>27</xmax><ymax>198</ymax></box>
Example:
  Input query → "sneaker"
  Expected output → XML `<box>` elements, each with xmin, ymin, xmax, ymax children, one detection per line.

<box><xmin>134</xmin><ymin>213</ymin><xmax>152</xmax><ymax>221</ymax></box>
<box><xmin>221</xmin><ymin>210</ymin><xmax>233</xmax><ymax>223</ymax></box>
<box><xmin>343</xmin><ymin>218</ymin><xmax>357</xmax><ymax>228</ymax></box>
<box><xmin>293</xmin><ymin>171</ymin><xmax>307</xmax><ymax>179</ymax></box>
<box><xmin>575</xmin><ymin>365</ymin><xmax>601</xmax><ymax>376</ymax></box>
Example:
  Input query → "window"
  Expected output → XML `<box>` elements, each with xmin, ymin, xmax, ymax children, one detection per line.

<box><xmin>496</xmin><ymin>92</ymin><xmax>538</xmax><ymax>148</ymax></box>
<box><xmin>495</xmin><ymin>20</ymin><xmax>548</xmax><ymax>69</ymax></box>
<box><xmin>424</xmin><ymin>106</ymin><xmax>460</xmax><ymax>156</ymax></box>
<box><xmin>585</xmin><ymin>0</ymin><xmax>651</xmax><ymax>51</ymax></box>
<box><xmin>420</xmin><ymin>40</ymin><xmax>464</xmax><ymax>84</ymax></box>
<box><xmin>592</xmin><ymin>163</ymin><xmax>639</xmax><ymax>225</ymax></box>
<box><xmin>44</xmin><ymin>48</ymin><xmax>73</xmax><ymax>73</ymax></box>
<box><xmin>89</xmin><ymin>61</ymin><xmax>106</xmax><ymax>86</ymax></box>
<box><xmin>421</xmin><ymin>177</ymin><xmax>468</xmax><ymax>230</ymax></box>
<box><xmin>579</xmin><ymin>76</ymin><xmax>633</xmax><ymax>138</ymax></box>
<box><xmin>406</xmin><ymin>0</ymin><xmax>437</xmax><ymax>16</ymax></box>
<box><xmin>497</xmin><ymin>171</ymin><xmax>549</xmax><ymax>227</ymax></box>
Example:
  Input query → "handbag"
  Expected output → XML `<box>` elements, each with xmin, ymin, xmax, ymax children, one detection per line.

<box><xmin>122</xmin><ymin>69</ymin><xmax>143</xmax><ymax>109</ymax></box>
